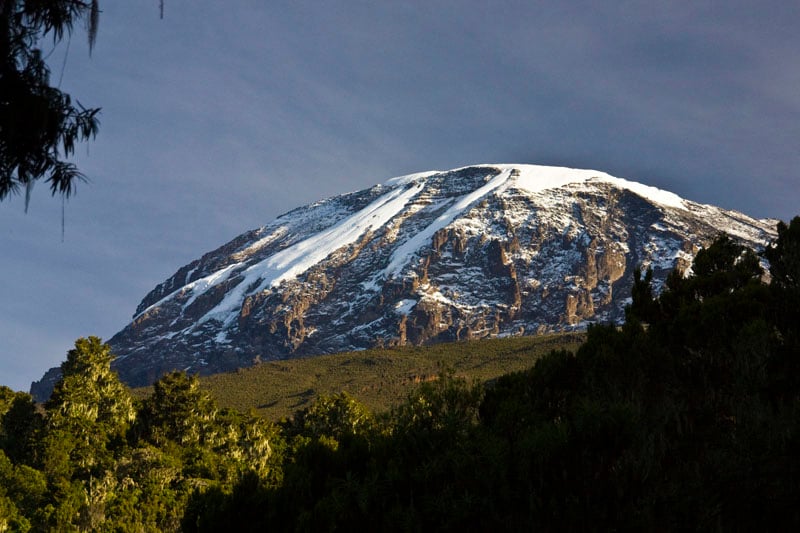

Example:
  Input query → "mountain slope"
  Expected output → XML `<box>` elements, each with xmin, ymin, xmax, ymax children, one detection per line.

<box><xmin>153</xmin><ymin>333</ymin><xmax>587</xmax><ymax>422</ymax></box>
<box><xmin>32</xmin><ymin>164</ymin><xmax>778</xmax><ymax>396</ymax></box>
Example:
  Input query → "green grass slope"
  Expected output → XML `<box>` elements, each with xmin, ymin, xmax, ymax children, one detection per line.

<box><xmin>135</xmin><ymin>333</ymin><xmax>584</xmax><ymax>421</ymax></box>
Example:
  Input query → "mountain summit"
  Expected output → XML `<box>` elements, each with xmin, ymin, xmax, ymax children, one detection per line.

<box><xmin>32</xmin><ymin>164</ymin><xmax>778</xmax><ymax>396</ymax></box>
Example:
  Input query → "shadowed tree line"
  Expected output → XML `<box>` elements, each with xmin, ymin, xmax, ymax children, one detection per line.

<box><xmin>1</xmin><ymin>217</ymin><xmax>799</xmax><ymax>531</ymax></box>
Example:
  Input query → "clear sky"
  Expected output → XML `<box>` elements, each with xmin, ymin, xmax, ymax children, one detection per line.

<box><xmin>1</xmin><ymin>1</ymin><xmax>798</xmax><ymax>392</ymax></box>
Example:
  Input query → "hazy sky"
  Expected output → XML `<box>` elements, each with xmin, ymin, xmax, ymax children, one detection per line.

<box><xmin>2</xmin><ymin>1</ymin><xmax>798</xmax><ymax>392</ymax></box>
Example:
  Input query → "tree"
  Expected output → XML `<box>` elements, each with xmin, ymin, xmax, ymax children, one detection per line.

<box><xmin>764</xmin><ymin>216</ymin><xmax>800</xmax><ymax>291</ymax></box>
<box><xmin>45</xmin><ymin>336</ymin><xmax>135</xmax><ymax>475</ymax></box>
<box><xmin>136</xmin><ymin>371</ymin><xmax>218</xmax><ymax>448</ymax></box>
<box><xmin>0</xmin><ymin>391</ymin><xmax>42</xmax><ymax>465</ymax></box>
<box><xmin>762</xmin><ymin>216</ymin><xmax>800</xmax><ymax>401</ymax></box>
<box><xmin>288</xmin><ymin>392</ymin><xmax>373</xmax><ymax>441</ymax></box>
<box><xmin>392</xmin><ymin>371</ymin><xmax>483</xmax><ymax>437</ymax></box>
<box><xmin>0</xmin><ymin>0</ymin><xmax>100</xmax><ymax>206</ymax></box>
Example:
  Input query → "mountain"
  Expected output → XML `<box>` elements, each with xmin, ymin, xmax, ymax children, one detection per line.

<box><xmin>31</xmin><ymin>164</ymin><xmax>777</xmax><ymax>398</ymax></box>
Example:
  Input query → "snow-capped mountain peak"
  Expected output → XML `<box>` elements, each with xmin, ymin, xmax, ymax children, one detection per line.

<box><xmin>31</xmin><ymin>164</ymin><xmax>777</xmax><ymax>395</ymax></box>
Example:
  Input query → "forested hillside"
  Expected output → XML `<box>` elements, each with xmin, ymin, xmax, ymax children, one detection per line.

<box><xmin>180</xmin><ymin>333</ymin><xmax>585</xmax><ymax>421</ymax></box>
<box><xmin>2</xmin><ymin>217</ymin><xmax>798</xmax><ymax>531</ymax></box>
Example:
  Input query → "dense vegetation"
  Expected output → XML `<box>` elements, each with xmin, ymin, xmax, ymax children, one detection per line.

<box><xmin>173</xmin><ymin>333</ymin><xmax>585</xmax><ymax>421</ymax></box>
<box><xmin>1</xmin><ymin>217</ymin><xmax>798</xmax><ymax>531</ymax></box>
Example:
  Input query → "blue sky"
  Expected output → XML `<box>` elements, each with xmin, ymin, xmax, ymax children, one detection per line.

<box><xmin>1</xmin><ymin>1</ymin><xmax>798</xmax><ymax>391</ymax></box>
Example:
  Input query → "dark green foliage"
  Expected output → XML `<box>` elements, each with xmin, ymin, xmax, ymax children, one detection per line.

<box><xmin>1</xmin><ymin>0</ymin><xmax>101</xmax><ymax>204</ymax></box>
<box><xmin>136</xmin><ymin>371</ymin><xmax>217</xmax><ymax>447</ymax></box>
<box><xmin>764</xmin><ymin>217</ymin><xmax>800</xmax><ymax>373</ymax></box>
<box><xmin>2</xmin><ymin>220</ymin><xmax>800</xmax><ymax>530</ymax></box>
<box><xmin>0</xmin><ymin>450</ymin><xmax>46</xmax><ymax>531</ymax></box>
<box><xmin>0</xmin><ymin>390</ymin><xmax>42</xmax><ymax>465</ymax></box>
<box><xmin>0</xmin><ymin>338</ymin><xmax>285</xmax><ymax>531</ymax></box>
<box><xmin>286</xmin><ymin>391</ymin><xmax>373</xmax><ymax>441</ymax></box>
<box><xmin>185</xmin><ymin>373</ymin><xmax>496</xmax><ymax>532</ymax></box>
<box><xmin>45</xmin><ymin>336</ymin><xmax>135</xmax><ymax>483</ymax></box>
<box><xmin>392</xmin><ymin>370</ymin><xmax>483</xmax><ymax>437</ymax></box>
<box><xmin>48</xmin><ymin>336</ymin><xmax>135</xmax><ymax>436</ymax></box>
<box><xmin>188</xmin><ymin>223</ymin><xmax>800</xmax><ymax>530</ymax></box>
<box><xmin>764</xmin><ymin>216</ymin><xmax>800</xmax><ymax>291</ymax></box>
<box><xmin>175</xmin><ymin>332</ymin><xmax>584</xmax><ymax>421</ymax></box>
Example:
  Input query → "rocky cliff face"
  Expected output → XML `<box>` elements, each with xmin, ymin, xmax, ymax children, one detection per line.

<box><xmin>31</xmin><ymin>164</ymin><xmax>778</xmax><ymax>398</ymax></box>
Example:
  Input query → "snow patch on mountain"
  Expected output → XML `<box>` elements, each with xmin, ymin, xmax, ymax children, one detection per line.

<box><xmin>385</xmin><ymin>170</ymin><xmax>441</xmax><ymax>186</ymax></box>
<box><xmin>382</xmin><ymin>168</ymin><xmax>513</xmax><ymax>279</ymax></box>
<box><xmin>491</xmin><ymin>164</ymin><xmax>686</xmax><ymax>209</ymax></box>
<box><xmin>134</xmin><ymin>262</ymin><xmax>243</xmax><ymax>320</ymax></box>
<box><xmin>199</xmin><ymin>181</ymin><xmax>423</xmax><ymax>328</ymax></box>
<box><xmin>394</xmin><ymin>299</ymin><xmax>417</xmax><ymax>315</ymax></box>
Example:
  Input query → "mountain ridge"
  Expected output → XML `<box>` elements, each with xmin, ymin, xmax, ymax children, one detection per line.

<box><xmin>31</xmin><ymin>164</ymin><xmax>778</xmax><ymax>399</ymax></box>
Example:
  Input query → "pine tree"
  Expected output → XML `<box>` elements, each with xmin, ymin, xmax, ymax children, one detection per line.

<box><xmin>44</xmin><ymin>336</ymin><xmax>134</xmax><ymax>481</ymax></box>
<box><xmin>137</xmin><ymin>371</ymin><xmax>217</xmax><ymax>447</ymax></box>
<box><xmin>47</xmin><ymin>337</ymin><xmax>135</xmax><ymax>437</ymax></box>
